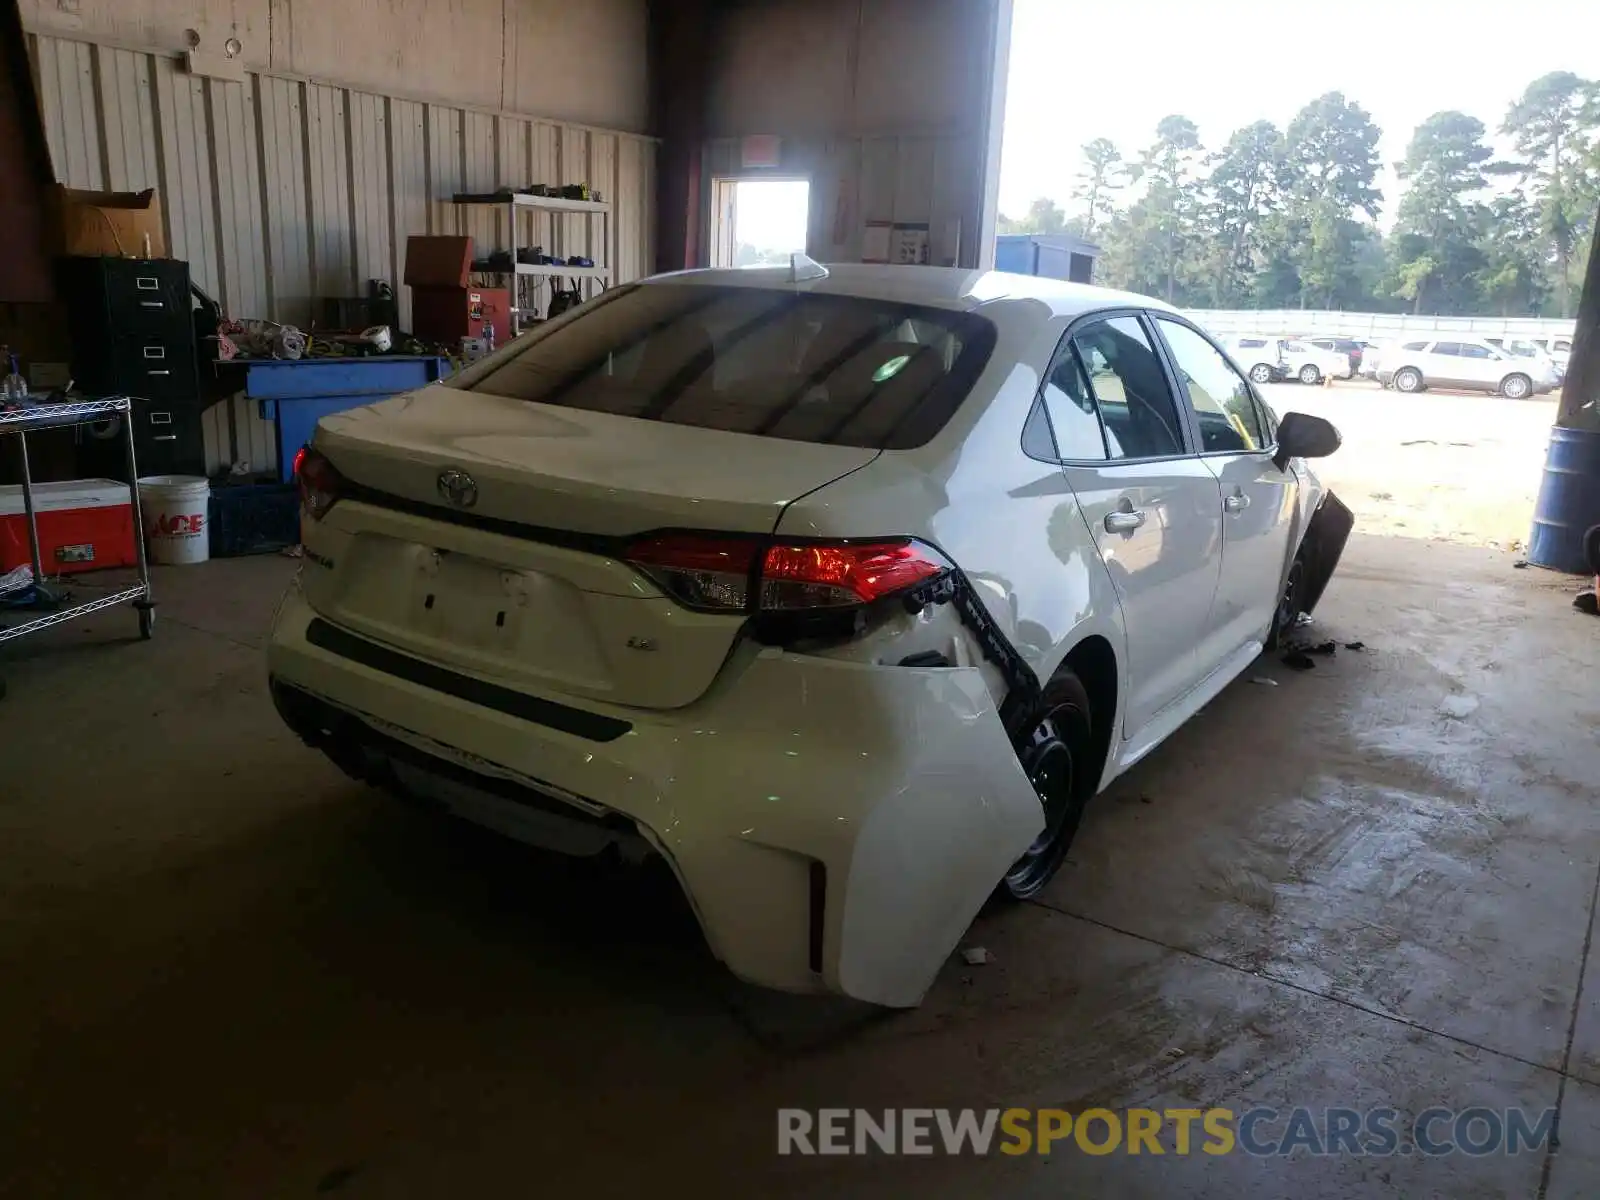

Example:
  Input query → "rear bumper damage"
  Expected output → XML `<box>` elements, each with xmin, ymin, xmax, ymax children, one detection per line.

<box><xmin>267</xmin><ymin>583</ymin><xmax>1043</xmax><ymax>1007</ymax></box>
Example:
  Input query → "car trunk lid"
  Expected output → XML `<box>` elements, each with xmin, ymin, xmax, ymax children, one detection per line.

<box><xmin>301</xmin><ymin>385</ymin><xmax>878</xmax><ymax>710</ymax></box>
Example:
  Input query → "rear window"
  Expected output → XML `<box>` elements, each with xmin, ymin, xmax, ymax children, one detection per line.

<box><xmin>456</xmin><ymin>283</ymin><xmax>997</xmax><ymax>449</ymax></box>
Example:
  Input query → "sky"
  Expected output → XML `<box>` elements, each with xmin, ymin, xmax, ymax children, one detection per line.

<box><xmin>998</xmin><ymin>0</ymin><xmax>1599</xmax><ymax>230</ymax></box>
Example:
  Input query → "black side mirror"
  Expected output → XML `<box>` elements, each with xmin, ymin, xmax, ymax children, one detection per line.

<box><xmin>1273</xmin><ymin>411</ymin><xmax>1341</xmax><ymax>471</ymax></box>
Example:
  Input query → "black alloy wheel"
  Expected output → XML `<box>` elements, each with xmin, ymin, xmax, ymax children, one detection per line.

<box><xmin>1267</xmin><ymin>552</ymin><xmax>1307</xmax><ymax>650</ymax></box>
<box><xmin>998</xmin><ymin>672</ymin><xmax>1093</xmax><ymax>901</ymax></box>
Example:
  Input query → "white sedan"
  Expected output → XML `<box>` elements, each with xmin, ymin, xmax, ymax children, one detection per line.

<box><xmin>267</xmin><ymin>262</ymin><xmax>1351</xmax><ymax>1007</ymax></box>
<box><xmin>1277</xmin><ymin>338</ymin><xmax>1353</xmax><ymax>385</ymax></box>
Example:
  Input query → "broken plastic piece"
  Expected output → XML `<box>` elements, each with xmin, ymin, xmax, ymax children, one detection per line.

<box><xmin>1249</xmin><ymin>676</ymin><xmax>1279</xmax><ymax>686</ymax></box>
<box><xmin>961</xmin><ymin>947</ymin><xmax>991</xmax><ymax>966</ymax></box>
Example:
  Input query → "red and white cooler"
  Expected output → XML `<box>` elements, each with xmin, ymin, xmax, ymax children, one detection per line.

<box><xmin>0</xmin><ymin>478</ymin><xmax>139</xmax><ymax>576</ymax></box>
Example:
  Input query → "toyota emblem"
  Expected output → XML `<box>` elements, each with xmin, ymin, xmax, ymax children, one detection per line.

<box><xmin>437</xmin><ymin>468</ymin><xmax>479</xmax><ymax>509</ymax></box>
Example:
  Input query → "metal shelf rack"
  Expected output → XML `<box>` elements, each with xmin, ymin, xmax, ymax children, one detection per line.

<box><xmin>0</xmin><ymin>396</ymin><xmax>155</xmax><ymax>648</ymax></box>
<box><xmin>451</xmin><ymin>192</ymin><xmax>613</xmax><ymax>331</ymax></box>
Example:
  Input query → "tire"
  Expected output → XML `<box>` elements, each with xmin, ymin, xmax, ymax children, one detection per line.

<box><xmin>1266</xmin><ymin>550</ymin><xmax>1307</xmax><ymax>651</ymax></box>
<box><xmin>1249</xmin><ymin>363</ymin><xmax>1274</xmax><ymax>384</ymax></box>
<box><xmin>1298</xmin><ymin>364</ymin><xmax>1322</xmax><ymax>385</ymax></box>
<box><xmin>138</xmin><ymin>606</ymin><xmax>155</xmax><ymax>640</ymax></box>
<box><xmin>1500</xmin><ymin>373</ymin><xmax>1532</xmax><ymax>400</ymax></box>
<box><xmin>1393</xmin><ymin>367</ymin><xmax>1423</xmax><ymax>394</ymax></box>
<box><xmin>995</xmin><ymin>671</ymin><xmax>1094</xmax><ymax>902</ymax></box>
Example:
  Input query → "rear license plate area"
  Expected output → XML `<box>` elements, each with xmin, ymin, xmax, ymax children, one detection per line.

<box><xmin>413</xmin><ymin>552</ymin><xmax>526</xmax><ymax>649</ymax></box>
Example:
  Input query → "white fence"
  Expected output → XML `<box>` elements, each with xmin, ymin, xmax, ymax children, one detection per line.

<box><xmin>1185</xmin><ymin>309</ymin><xmax>1577</xmax><ymax>343</ymax></box>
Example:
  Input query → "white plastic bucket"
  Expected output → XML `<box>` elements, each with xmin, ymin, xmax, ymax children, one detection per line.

<box><xmin>137</xmin><ymin>475</ymin><xmax>211</xmax><ymax>565</ymax></box>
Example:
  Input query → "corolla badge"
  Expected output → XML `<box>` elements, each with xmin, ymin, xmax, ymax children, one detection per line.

<box><xmin>437</xmin><ymin>468</ymin><xmax>479</xmax><ymax>508</ymax></box>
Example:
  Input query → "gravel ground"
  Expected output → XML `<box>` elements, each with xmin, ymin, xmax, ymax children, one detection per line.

<box><xmin>1259</xmin><ymin>377</ymin><xmax>1557</xmax><ymax>552</ymax></box>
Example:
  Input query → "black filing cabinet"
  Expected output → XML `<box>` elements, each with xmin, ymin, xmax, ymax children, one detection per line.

<box><xmin>56</xmin><ymin>256</ymin><xmax>206</xmax><ymax>479</ymax></box>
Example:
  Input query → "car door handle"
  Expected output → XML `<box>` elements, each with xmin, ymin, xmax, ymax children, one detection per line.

<box><xmin>1224</xmin><ymin>493</ymin><xmax>1251</xmax><ymax>513</ymax></box>
<box><xmin>1104</xmin><ymin>509</ymin><xmax>1146</xmax><ymax>533</ymax></box>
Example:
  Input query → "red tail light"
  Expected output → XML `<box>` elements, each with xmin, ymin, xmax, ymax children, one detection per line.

<box><xmin>296</xmin><ymin>447</ymin><xmax>343</xmax><ymax>521</ymax></box>
<box><xmin>623</xmin><ymin>534</ymin><xmax>950</xmax><ymax>614</ymax></box>
<box><xmin>291</xmin><ymin>444</ymin><xmax>307</xmax><ymax>479</ymax></box>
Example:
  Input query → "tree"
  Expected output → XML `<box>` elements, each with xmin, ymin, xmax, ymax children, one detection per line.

<box><xmin>1475</xmin><ymin>195</ymin><xmax>1550</xmax><ymax>316</ymax></box>
<box><xmin>1283</xmin><ymin>92</ymin><xmax>1384</xmax><ymax>220</ymax></box>
<box><xmin>1279</xmin><ymin>93</ymin><xmax>1384</xmax><ymax>307</ymax></box>
<box><xmin>1389</xmin><ymin>111</ymin><xmax>1494</xmax><ymax>313</ymax></box>
<box><xmin>1502</xmin><ymin>71</ymin><xmax>1600</xmax><ymax>315</ymax></box>
<box><xmin>1127</xmin><ymin>115</ymin><xmax>1203</xmax><ymax>303</ymax></box>
<box><xmin>1200</xmin><ymin>120</ymin><xmax>1284</xmax><ymax>305</ymax></box>
<box><xmin>997</xmin><ymin>197</ymin><xmax>1071</xmax><ymax>236</ymax></box>
<box><xmin>1072</xmin><ymin>137</ymin><xmax>1125</xmax><ymax>241</ymax></box>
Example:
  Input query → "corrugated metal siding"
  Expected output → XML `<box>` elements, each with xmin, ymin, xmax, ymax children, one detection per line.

<box><xmin>30</xmin><ymin>31</ymin><xmax>657</xmax><ymax>318</ymax></box>
<box><xmin>31</xmin><ymin>29</ymin><xmax>655</xmax><ymax>473</ymax></box>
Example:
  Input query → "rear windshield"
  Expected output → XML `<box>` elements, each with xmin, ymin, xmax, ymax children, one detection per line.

<box><xmin>455</xmin><ymin>283</ymin><xmax>997</xmax><ymax>449</ymax></box>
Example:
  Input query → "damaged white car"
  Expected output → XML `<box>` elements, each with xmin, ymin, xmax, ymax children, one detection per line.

<box><xmin>267</xmin><ymin>261</ymin><xmax>1351</xmax><ymax>1007</ymax></box>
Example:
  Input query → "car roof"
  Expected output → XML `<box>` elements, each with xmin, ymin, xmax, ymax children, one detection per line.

<box><xmin>641</xmin><ymin>264</ymin><xmax>1178</xmax><ymax>321</ymax></box>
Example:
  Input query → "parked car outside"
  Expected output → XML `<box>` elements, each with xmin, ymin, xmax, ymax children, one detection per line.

<box><xmin>267</xmin><ymin>263</ymin><xmax>1351</xmax><ymax>1007</ymax></box>
<box><xmin>1222</xmin><ymin>335</ymin><xmax>1290</xmax><ymax>384</ymax></box>
<box><xmin>1307</xmin><ymin>337</ymin><xmax>1368</xmax><ymax>377</ymax></box>
<box><xmin>1276</xmin><ymin>338</ymin><xmax>1354</xmax><ymax>384</ymax></box>
<box><xmin>1490</xmin><ymin>338</ymin><xmax>1565</xmax><ymax>383</ymax></box>
<box><xmin>1377</xmin><ymin>336</ymin><xmax>1559</xmax><ymax>398</ymax></box>
<box><xmin>1532</xmin><ymin>336</ymin><xmax>1573</xmax><ymax>376</ymax></box>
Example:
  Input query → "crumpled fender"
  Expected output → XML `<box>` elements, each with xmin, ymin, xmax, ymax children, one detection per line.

<box><xmin>1298</xmin><ymin>490</ymin><xmax>1354</xmax><ymax>616</ymax></box>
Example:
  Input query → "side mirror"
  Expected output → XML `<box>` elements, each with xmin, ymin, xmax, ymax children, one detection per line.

<box><xmin>1273</xmin><ymin>411</ymin><xmax>1341</xmax><ymax>471</ymax></box>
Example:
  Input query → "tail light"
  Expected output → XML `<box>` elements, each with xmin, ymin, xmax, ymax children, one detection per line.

<box><xmin>623</xmin><ymin>533</ymin><xmax>951</xmax><ymax>618</ymax></box>
<box><xmin>297</xmin><ymin>447</ymin><xmax>343</xmax><ymax>521</ymax></box>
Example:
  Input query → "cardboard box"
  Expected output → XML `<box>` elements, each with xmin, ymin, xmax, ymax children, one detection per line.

<box><xmin>404</xmin><ymin>235</ymin><xmax>473</xmax><ymax>288</ymax></box>
<box><xmin>47</xmin><ymin>185</ymin><xmax>167</xmax><ymax>258</ymax></box>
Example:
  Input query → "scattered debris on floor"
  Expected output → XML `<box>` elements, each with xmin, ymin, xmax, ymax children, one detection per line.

<box><xmin>1344</xmin><ymin>641</ymin><xmax>1367</xmax><ymax>651</ymax></box>
<box><xmin>1576</xmin><ymin>591</ymin><xmax>1599</xmax><ymax>616</ymax></box>
<box><xmin>1281</xmin><ymin>638</ymin><xmax>1341</xmax><ymax>671</ymax></box>
<box><xmin>1249</xmin><ymin>676</ymin><xmax>1279</xmax><ymax>686</ymax></box>
<box><xmin>961</xmin><ymin>947</ymin><xmax>991</xmax><ymax>966</ymax></box>
<box><xmin>1163</xmin><ymin>1047</ymin><xmax>1186</xmax><ymax>1060</ymax></box>
<box><xmin>1514</xmin><ymin>560</ymin><xmax>1529</xmax><ymax>569</ymax></box>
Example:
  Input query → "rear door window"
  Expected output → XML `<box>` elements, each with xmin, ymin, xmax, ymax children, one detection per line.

<box><xmin>456</xmin><ymin>283</ymin><xmax>996</xmax><ymax>449</ymax></box>
<box><xmin>1071</xmin><ymin>316</ymin><xmax>1186</xmax><ymax>460</ymax></box>
<box><xmin>1432</xmin><ymin>342</ymin><xmax>1461</xmax><ymax>356</ymax></box>
<box><xmin>1037</xmin><ymin>346</ymin><xmax>1109</xmax><ymax>460</ymax></box>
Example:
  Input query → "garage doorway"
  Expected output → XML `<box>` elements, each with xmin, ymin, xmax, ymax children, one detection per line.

<box><xmin>710</xmin><ymin>178</ymin><xmax>810</xmax><ymax>268</ymax></box>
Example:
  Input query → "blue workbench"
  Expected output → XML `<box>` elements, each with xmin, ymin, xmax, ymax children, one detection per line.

<box><xmin>240</xmin><ymin>356</ymin><xmax>450</xmax><ymax>482</ymax></box>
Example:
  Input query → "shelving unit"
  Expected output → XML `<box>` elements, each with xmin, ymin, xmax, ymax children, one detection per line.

<box><xmin>451</xmin><ymin>192</ymin><xmax>612</xmax><ymax>331</ymax></box>
<box><xmin>0</xmin><ymin>397</ymin><xmax>155</xmax><ymax>648</ymax></box>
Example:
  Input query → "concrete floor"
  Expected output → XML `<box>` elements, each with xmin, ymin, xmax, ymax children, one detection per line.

<box><xmin>3</xmin><ymin>532</ymin><xmax>1599</xmax><ymax>1198</ymax></box>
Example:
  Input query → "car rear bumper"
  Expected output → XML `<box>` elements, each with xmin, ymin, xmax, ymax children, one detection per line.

<box><xmin>267</xmin><ymin>582</ymin><xmax>1043</xmax><ymax>1007</ymax></box>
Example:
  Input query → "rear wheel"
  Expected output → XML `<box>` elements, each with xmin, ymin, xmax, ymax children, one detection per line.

<box><xmin>1249</xmin><ymin>363</ymin><xmax>1274</xmax><ymax>384</ymax></box>
<box><xmin>996</xmin><ymin>671</ymin><xmax>1093</xmax><ymax>901</ymax></box>
<box><xmin>1394</xmin><ymin>367</ymin><xmax>1423</xmax><ymax>393</ymax></box>
<box><xmin>1500</xmin><ymin>373</ymin><xmax>1532</xmax><ymax>400</ymax></box>
<box><xmin>1298</xmin><ymin>364</ymin><xmax>1322</xmax><ymax>385</ymax></box>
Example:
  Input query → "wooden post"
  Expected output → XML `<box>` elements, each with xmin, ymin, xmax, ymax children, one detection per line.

<box><xmin>1556</xmin><ymin>202</ymin><xmax>1600</xmax><ymax>431</ymax></box>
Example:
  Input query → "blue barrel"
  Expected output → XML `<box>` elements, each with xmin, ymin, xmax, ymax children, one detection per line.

<box><xmin>1528</xmin><ymin>426</ymin><xmax>1600</xmax><ymax>573</ymax></box>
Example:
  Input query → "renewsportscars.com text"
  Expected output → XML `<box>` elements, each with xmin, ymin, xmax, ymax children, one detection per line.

<box><xmin>777</xmin><ymin>1107</ymin><xmax>1556</xmax><ymax>1158</ymax></box>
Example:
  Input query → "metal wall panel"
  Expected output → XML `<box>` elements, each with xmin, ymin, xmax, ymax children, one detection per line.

<box><xmin>29</xmin><ymin>30</ymin><xmax>656</xmax><ymax>335</ymax></box>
